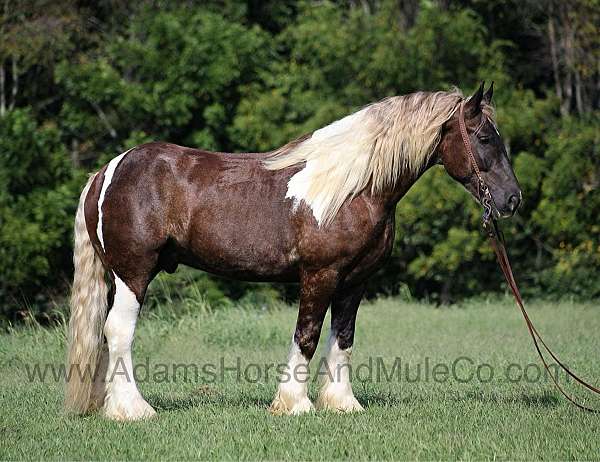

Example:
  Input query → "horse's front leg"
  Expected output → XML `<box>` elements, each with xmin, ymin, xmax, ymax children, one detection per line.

<box><xmin>269</xmin><ymin>269</ymin><xmax>337</xmax><ymax>415</ymax></box>
<box><xmin>316</xmin><ymin>283</ymin><xmax>365</xmax><ymax>412</ymax></box>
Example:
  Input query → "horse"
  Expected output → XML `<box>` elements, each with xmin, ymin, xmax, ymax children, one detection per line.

<box><xmin>65</xmin><ymin>82</ymin><xmax>521</xmax><ymax>420</ymax></box>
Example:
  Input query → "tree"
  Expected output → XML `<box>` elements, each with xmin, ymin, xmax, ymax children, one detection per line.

<box><xmin>547</xmin><ymin>0</ymin><xmax>599</xmax><ymax>115</ymax></box>
<box><xmin>0</xmin><ymin>0</ymin><xmax>80</xmax><ymax>117</ymax></box>
<box><xmin>0</xmin><ymin>109</ymin><xmax>78</xmax><ymax>319</ymax></box>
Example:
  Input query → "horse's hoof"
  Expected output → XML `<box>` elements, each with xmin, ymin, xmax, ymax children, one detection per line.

<box><xmin>103</xmin><ymin>396</ymin><xmax>157</xmax><ymax>421</ymax></box>
<box><xmin>289</xmin><ymin>397</ymin><xmax>315</xmax><ymax>415</ymax></box>
<box><xmin>269</xmin><ymin>394</ymin><xmax>314</xmax><ymax>416</ymax></box>
<box><xmin>315</xmin><ymin>387</ymin><xmax>364</xmax><ymax>413</ymax></box>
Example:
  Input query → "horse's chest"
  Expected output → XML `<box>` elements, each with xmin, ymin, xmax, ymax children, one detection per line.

<box><xmin>344</xmin><ymin>219</ymin><xmax>395</xmax><ymax>283</ymax></box>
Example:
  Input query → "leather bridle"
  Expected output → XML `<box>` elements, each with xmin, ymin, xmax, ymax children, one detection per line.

<box><xmin>458</xmin><ymin>101</ymin><xmax>600</xmax><ymax>412</ymax></box>
<box><xmin>458</xmin><ymin>102</ymin><xmax>495</xmax><ymax>221</ymax></box>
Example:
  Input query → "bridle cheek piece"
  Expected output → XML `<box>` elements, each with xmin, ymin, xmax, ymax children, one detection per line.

<box><xmin>458</xmin><ymin>101</ymin><xmax>495</xmax><ymax>226</ymax></box>
<box><xmin>458</xmin><ymin>101</ymin><xmax>600</xmax><ymax>413</ymax></box>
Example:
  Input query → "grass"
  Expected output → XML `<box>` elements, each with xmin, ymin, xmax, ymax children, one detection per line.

<box><xmin>1</xmin><ymin>297</ymin><xmax>599</xmax><ymax>460</ymax></box>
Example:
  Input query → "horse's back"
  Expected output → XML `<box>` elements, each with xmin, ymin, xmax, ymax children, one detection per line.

<box><xmin>86</xmin><ymin>142</ymin><xmax>299</xmax><ymax>282</ymax></box>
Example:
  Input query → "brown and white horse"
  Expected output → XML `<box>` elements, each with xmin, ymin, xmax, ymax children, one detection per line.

<box><xmin>65</xmin><ymin>83</ymin><xmax>521</xmax><ymax>420</ymax></box>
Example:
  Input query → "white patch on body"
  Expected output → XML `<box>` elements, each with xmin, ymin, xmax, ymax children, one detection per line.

<box><xmin>97</xmin><ymin>148</ymin><xmax>133</xmax><ymax>251</ymax></box>
<box><xmin>284</xmin><ymin>110</ymin><xmax>371</xmax><ymax>225</ymax></box>
<box><xmin>315</xmin><ymin>332</ymin><xmax>363</xmax><ymax>412</ymax></box>
<box><xmin>102</xmin><ymin>275</ymin><xmax>155</xmax><ymax>420</ymax></box>
<box><xmin>285</xmin><ymin>159</ymin><xmax>323</xmax><ymax>220</ymax></box>
<box><xmin>269</xmin><ymin>340</ymin><xmax>314</xmax><ymax>415</ymax></box>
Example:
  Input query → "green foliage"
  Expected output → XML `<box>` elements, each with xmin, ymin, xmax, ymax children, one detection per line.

<box><xmin>56</xmin><ymin>8</ymin><xmax>269</xmax><ymax>158</ymax></box>
<box><xmin>0</xmin><ymin>0</ymin><xmax>598</xmax><ymax>322</ymax></box>
<box><xmin>531</xmin><ymin>117</ymin><xmax>600</xmax><ymax>297</ymax></box>
<box><xmin>231</xmin><ymin>1</ymin><xmax>510</xmax><ymax>152</ymax></box>
<box><xmin>0</xmin><ymin>110</ymin><xmax>78</xmax><ymax>317</ymax></box>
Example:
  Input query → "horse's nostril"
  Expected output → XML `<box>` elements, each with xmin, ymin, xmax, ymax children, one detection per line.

<box><xmin>508</xmin><ymin>194</ymin><xmax>520</xmax><ymax>212</ymax></box>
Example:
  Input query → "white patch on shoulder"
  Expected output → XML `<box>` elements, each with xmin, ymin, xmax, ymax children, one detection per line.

<box><xmin>97</xmin><ymin>148</ymin><xmax>133</xmax><ymax>251</ymax></box>
<box><xmin>285</xmin><ymin>159</ymin><xmax>321</xmax><ymax>219</ymax></box>
<box><xmin>284</xmin><ymin>110</ymin><xmax>367</xmax><ymax>225</ymax></box>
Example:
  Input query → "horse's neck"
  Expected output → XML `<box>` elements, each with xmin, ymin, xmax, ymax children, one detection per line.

<box><xmin>373</xmin><ymin>157</ymin><xmax>438</xmax><ymax>210</ymax></box>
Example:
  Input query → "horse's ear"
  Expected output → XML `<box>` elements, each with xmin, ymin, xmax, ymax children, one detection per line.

<box><xmin>465</xmin><ymin>81</ymin><xmax>484</xmax><ymax>118</ymax></box>
<box><xmin>483</xmin><ymin>81</ymin><xmax>494</xmax><ymax>104</ymax></box>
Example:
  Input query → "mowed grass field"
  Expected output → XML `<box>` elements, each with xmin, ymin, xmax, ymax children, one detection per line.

<box><xmin>1</xmin><ymin>297</ymin><xmax>599</xmax><ymax>460</ymax></box>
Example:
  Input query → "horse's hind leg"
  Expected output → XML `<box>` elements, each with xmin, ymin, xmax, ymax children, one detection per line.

<box><xmin>316</xmin><ymin>283</ymin><xmax>365</xmax><ymax>412</ymax></box>
<box><xmin>103</xmin><ymin>274</ymin><xmax>156</xmax><ymax>421</ymax></box>
<box><xmin>270</xmin><ymin>269</ymin><xmax>337</xmax><ymax>415</ymax></box>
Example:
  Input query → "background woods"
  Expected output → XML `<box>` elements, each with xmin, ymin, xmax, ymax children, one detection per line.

<box><xmin>0</xmin><ymin>0</ymin><xmax>598</xmax><ymax>323</ymax></box>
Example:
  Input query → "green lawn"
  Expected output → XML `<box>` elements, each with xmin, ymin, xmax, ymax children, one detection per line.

<box><xmin>1</xmin><ymin>297</ymin><xmax>599</xmax><ymax>460</ymax></box>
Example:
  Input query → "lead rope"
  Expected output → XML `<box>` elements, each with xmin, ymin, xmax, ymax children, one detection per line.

<box><xmin>458</xmin><ymin>101</ymin><xmax>600</xmax><ymax>412</ymax></box>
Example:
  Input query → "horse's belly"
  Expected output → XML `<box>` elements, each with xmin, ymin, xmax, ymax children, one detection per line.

<box><xmin>177</xmin><ymin>243</ymin><xmax>299</xmax><ymax>282</ymax></box>
<box><xmin>175</xmin><ymin>207</ymin><xmax>299</xmax><ymax>282</ymax></box>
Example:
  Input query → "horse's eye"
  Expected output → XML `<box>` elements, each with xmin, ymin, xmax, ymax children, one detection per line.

<box><xmin>478</xmin><ymin>135</ymin><xmax>491</xmax><ymax>144</ymax></box>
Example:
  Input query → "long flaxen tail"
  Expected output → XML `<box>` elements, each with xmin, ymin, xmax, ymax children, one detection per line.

<box><xmin>65</xmin><ymin>173</ymin><xmax>109</xmax><ymax>414</ymax></box>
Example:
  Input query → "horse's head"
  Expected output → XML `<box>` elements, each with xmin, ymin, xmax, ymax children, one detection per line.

<box><xmin>439</xmin><ymin>82</ymin><xmax>521</xmax><ymax>218</ymax></box>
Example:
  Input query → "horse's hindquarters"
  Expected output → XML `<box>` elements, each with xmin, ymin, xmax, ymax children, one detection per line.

<box><xmin>92</xmin><ymin>143</ymin><xmax>300</xmax><ymax>285</ymax></box>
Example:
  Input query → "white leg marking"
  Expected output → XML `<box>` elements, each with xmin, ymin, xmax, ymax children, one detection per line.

<box><xmin>103</xmin><ymin>275</ymin><xmax>156</xmax><ymax>421</ymax></box>
<box><xmin>270</xmin><ymin>340</ymin><xmax>314</xmax><ymax>415</ymax></box>
<box><xmin>97</xmin><ymin>148</ymin><xmax>133</xmax><ymax>251</ymax></box>
<box><xmin>316</xmin><ymin>332</ymin><xmax>363</xmax><ymax>412</ymax></box>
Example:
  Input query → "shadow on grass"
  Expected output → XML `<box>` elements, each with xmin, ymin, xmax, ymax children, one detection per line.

<box><xmin>359</xmin><ymin>388</ymin><xmax>560</xmax><ymax>409</ymax></box>
<box><xmin>148</xmin><ymin>385</ymin><xmax>271</xmax><ymax>412</ymax></box>
<box><xmin>147</xmin><ymin>386</ymin><xmax>559</xmax><ymax>414</ymax></box>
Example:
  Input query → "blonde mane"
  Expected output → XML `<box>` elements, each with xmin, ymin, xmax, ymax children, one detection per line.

<box><xmin>264</xmin><ymin>90</ymin><xmax>489</xmax><ymax>226</ymax></box>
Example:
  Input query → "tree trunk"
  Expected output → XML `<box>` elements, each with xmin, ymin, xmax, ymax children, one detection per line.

<box><xmin>8</xmin><ymin>56</ymin><xmax>17</xmax><ymax>110</ymax></box>
<box><xmin>0</xmin><ymin>62</ymin><xmax>5</xmax><ymax>117</ymax></box>
<box><xmin>562</xmin><ymin>9</ymin><xmax>574</xmax><ymax>116</ymax></box>
<box><xmin>547</xmin><ymin>16</ymin><xmax>565</xmax><ymax>115</ymax></box>
<box><xmin>71</xmin><ymin>138</ymin><xmax>80</xmax><ymax>168</ymax></box>
<box><xmin>91</xmin><ymin>101</ymin><xmax>117</xmax><ymax>139</ymax></box>
<box><xmin>440</xmin><ymin>279</ymin><xmax>451</xmax><ymax>305</ymax></box>
<box><xmin>574</xmin><ymin>66</ymin><xmax>584</xmax><ymax>115</ymax></box>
